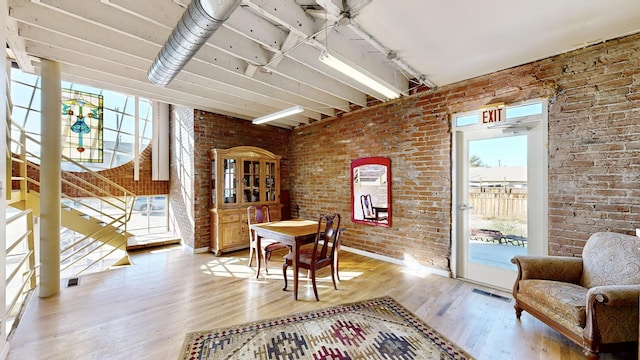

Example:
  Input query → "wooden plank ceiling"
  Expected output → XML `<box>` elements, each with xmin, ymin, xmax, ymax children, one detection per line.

<box><xmin>6</xmin><ymin>0</ymin><xmax>640</xmax><ymax>128</ymax></box>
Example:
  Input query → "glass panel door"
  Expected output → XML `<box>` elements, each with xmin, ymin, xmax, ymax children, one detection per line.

<box><xmin>211</xmin><ymin>158</ymin><xmax>216</xmax><ymax>207</ymax></box>
<box><xmin>468</xmin><ymin>136</ymin><xmax>528</xmax><ymax>263</ymax></box>
<box><xmin>458</xmin><ymin>131</ymin><xmax>527</xmax><ymax>289</ymax></box>
<box><xmin>265</xmin><ymin>161</ymin><xmax>276</xmax><ymax>202</ymax></box>
<box><xmin>223</xmin><ymin>158</ymin><xmax>236</xmax><ymax>204</ymax></box>
<box><xmin>243</xmin><ymin>160</ymin><xmax>260</xmax><ymax>203</ymax></box>
<box><xmin>454</xmin><ymin>100</ymin><xmax>548</xmax><ymax>290</ymax></box>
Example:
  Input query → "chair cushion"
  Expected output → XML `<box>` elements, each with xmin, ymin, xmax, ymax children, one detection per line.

<box><xmin>519</xmin><ymin>279</ymin><xmax>588</xmax><ymax>327</ymax></box>
<box><xmin>580</xmin><ymin>232</ymin><xmax>640</xmax><ymax>288</ymax></box>
<box><xmin>284</xmin><ymin>245</ymin><xmax>314</xmax><ymax>264</ymax></box>
<box><xmin>263</xmin><ymin>240</ymin><xmax>288</xmax><ymax>252</ymax></box>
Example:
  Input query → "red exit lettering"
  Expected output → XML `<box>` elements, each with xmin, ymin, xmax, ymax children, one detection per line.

<box><xmin>481</xmin><ymin>108</ymin><xmax>504</xmax><ymax>123</ymax></box>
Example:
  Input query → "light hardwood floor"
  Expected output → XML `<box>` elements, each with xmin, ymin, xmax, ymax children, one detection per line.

<box><xmin>7</xmin><ymin>245</ymin><xmax>636</xmax><ymax>360</ymax></box>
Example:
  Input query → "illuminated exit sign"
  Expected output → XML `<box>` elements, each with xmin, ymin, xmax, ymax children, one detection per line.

<box><xmin>480</xmin><ymin>105</ymin><xmax>504</xmax><ymax>124</ymax></box>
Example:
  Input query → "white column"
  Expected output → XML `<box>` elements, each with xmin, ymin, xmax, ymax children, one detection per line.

<box><xmin>39</xmin><ymin>59</ymin><xmax>61</xmax><ymax>297</ymax></box>
<box><xmin>0</xmin><ymin>0</ymin><xmax>9</xmax><ymax>348</ymax></box>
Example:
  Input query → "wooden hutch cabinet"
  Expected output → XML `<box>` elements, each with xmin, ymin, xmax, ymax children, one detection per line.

<box><xmin>209</xmin><ymin>146</ymin><xmax>282</xmax><ymax>255</ymax></box>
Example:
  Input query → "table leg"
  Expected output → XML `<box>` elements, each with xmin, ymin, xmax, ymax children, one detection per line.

<box><xmin>255</xmin><ymin>234</ymin><xmax>261</xmax><ymax>279</ymax></box>
<box><xmin>293</xmin><ymin>240</ymin><xmax>299</xmax><ymax>300</ymax></box>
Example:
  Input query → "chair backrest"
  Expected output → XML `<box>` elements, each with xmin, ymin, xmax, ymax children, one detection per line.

<box><xmin>311</xmin><ymin>213</ymin><xmax>341</xmax><ymax>264</ymax></box>
<box><xmin>247</xmin><ymin>205</ymin><xmax>270</xmax><ymax>242</ymax></box>
<box><xmin>360</xmin><ymin>194</ymin><xmax>374</xmax><ymax>220</ymax></box>
<box><xmin>580</xmin><ymin>232</ymin><xmax>640</xmax><ymax>288</ymax></box>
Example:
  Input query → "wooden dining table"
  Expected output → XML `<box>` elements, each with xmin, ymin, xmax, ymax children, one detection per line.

<box><xmin>250</xmin><ymin>219</ymin><xmax>318</xmax><ymax>300</ymax></box>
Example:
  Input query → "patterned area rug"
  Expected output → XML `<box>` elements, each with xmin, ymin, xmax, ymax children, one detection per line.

<box><xmin>180</xmin><ymin>296</ymin><xmax>473</xmax><ymax>360</ymax></box>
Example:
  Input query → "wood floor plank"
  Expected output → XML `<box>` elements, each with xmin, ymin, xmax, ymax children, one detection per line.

<box><xmin>6</xmin><ymin>245</ymin><xmax>636</xmax><ymax>360</ymax></box>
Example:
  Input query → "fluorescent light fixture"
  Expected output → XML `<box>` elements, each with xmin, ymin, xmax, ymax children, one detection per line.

<box><xmin>319</xmin><ymin>51</ymin><xmax>400</xmax><ymax>100</ymax></box>
<box><xmin>252</xmin><ymin>105</ymin><xmax>304</xmax><ymax>125</ymax></box>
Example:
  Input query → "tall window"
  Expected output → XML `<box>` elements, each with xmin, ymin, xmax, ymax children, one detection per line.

<box><xmin>10</xmin><ymin>67</ymin><xmax>153</xmax><ymax>171</ymax></box>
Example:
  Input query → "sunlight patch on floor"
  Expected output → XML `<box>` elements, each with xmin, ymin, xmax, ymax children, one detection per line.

<box><xmin>401</xmin><ymin>253</ymin><xmax>435</xmax><ymax>278</ymax></box>
<box><xmin>201</xmin><ymin>256</ymin><xmax>255</xmax><ymax>278</ymax></box>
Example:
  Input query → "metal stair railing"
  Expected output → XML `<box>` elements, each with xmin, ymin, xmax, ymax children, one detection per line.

<box><xmin>7</xmin><ymin>89</ymin><xmax>136</xmax><ymax>278</ymax></box>
<box><xmin>19</xmin><ymin>133</ymin><xmax>136</xmax><ymax>276</ymax></box>
<box><xmin>4</xmin><ymin>208</ymin><xmax>36</xmax><ymax>339</ymax></box>
<box><xmin>5</xmin><ymin>77</ymin><xmax>36</xmax><ymax>341</ymax></box>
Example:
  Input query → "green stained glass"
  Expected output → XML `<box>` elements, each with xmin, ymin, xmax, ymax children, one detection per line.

<box><xmin>61</xmin><ymin>88</ymin><xmax>104</xmax><ymax>163</ymax></box>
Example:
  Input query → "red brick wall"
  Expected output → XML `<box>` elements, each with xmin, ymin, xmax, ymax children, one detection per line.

<box><xmin>290</xmin><ymin>101</ymin><xmax>454</xmax><ymax>270</ymax></box>
<box><xmin>21</xmin><ymin>145</ymin><xmax>168</xmax><ymax>197</ymax></box>
<box><xmin>290</xmin><ymin>33</ymin><xmax>640</xmax><ymax>271</ymax></box>
<box><xmin>65</xmin><ymin>145</ymin><xmax>169</xmax><ymax>196</ymax></box>
<box><xmin>543</xmin><ymin>34</ymin><xmax>640</xmax><ymax>255</ymax></box>
<box><xmin>187</xmin><ymin>109</ymin><xmax>291</xmax><ymax>249</ymax></box>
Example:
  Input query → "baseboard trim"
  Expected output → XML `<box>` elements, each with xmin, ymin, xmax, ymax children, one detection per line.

<box><xmin>193</xmin><ymin>245</ymin><xmax>209</xmax><ymax>254</ymax></box>
<box><xmin>340</xmin><ymin>245</ymin><xmax>452</xmax><ymax>278</ymax></box>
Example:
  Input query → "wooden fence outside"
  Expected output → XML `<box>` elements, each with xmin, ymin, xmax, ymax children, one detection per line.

<box><xmin>468</xmin><ymin>188</ymin><xmax>527</xmax><ymax>221</ymax></box>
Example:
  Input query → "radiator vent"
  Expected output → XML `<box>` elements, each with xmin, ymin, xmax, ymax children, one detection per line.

<box><xmin>66</xmin><ymin>277</ymin><xmax>79</xmax><ymax>287</ymax></box>
<box><xmin>472</xmin><ymin>288</ymin><xmax>511</xmax><ymax>302</ymax></box>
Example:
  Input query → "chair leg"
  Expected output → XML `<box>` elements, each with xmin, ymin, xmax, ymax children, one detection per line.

<box><xmin>311</xmin><ymin>268</ymin><xmax>319</xmax><ymax>301</ymax></box>
<box><xmin>331</xmin><ymin>264</ymin><xmax>338</xmax><ymax>290</ymax></box>
<box><xmin>263</xmin><ymin>249</ymin><xmax>270</xmax><ymax>275</ymax></box>
<box><xmin>584</xmin><ymin>349</ymin><xmax>599</xmax><ymax>360</ymax></box>
<box><xmin>282</xmin><ymin>262</ymin><xmax>289</xmax><ymax>291</ymax></box>
<box><xmin>514</xmin><ymin>304</ymin><xmax>523</xmax><ymax>319</ymax></box>
<box><xmin>248</xmin><ymin>242</ymin><xmax>255</xmax><ymax>267</ymax></box>
<box><xmin>294</xmin><ymin>265</ymin><xmax>300</xmax><ymax>300</ymax></box>
<box><xmin>255</xmin><ymin>248</ymin><xmax>262</xmax><ymax>279</ymax></box>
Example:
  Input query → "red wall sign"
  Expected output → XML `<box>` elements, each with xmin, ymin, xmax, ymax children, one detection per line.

<box><xmin>480</xmin><ymin>107</ymin><xmax>504</xmax><ymax>124</ymax></box>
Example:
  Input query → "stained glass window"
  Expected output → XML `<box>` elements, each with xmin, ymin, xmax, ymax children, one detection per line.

<box><xmin>10</xmin><ymin>67</ymin><xmax>153</xmax><ymax>171</ymax></box>
<box><xmin>61</xmin><ymin>88</ymin><xmax>104</xmax><ymax>162</ymax></box>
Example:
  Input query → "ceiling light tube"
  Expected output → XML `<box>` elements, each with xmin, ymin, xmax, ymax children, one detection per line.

<box><xmin>252</xmin><ymin>105</ymin><xmax>304</xmax><ymax>124</ymax></box>
<box><xmin>319</xmin><ymin>51</ymin><xmax>400</xmax><ymax>100</ymax></box>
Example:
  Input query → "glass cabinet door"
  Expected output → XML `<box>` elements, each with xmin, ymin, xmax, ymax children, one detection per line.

<box><xmin>223</xmin><ymin>158</ymin><xmax>237</xmax><ymax>204</ymax></box>
<box><xmin>211</xmin><ymin>158</ymin><xmax>216</xmax><ymax>207</ymax></box>
<box><xmin>265</xmin><ymin>161</ymin><xmax>276</xmax><ymax>202</ymax></box>
<box><xmin>243</xmin><ymin>160</ymin><xmax>261</xmax><ymax>203</ymax></box>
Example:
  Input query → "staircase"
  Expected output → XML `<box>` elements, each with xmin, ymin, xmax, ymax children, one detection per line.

<box><xmin>6</xmin><ymin>85</ymin><xmax>135</xmax><ymax>278</ymax></box>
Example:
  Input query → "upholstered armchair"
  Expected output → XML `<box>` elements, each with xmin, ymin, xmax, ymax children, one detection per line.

<box><xmin>511</xmin><ymin>232</ymin><xmax>640</xmax><ymax>359</ymax></box>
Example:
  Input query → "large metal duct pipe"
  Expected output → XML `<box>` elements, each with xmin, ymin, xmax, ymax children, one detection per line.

<box><xmin>147</xmin><ymin>0</ymin><xmax>242</xmax><ymax>87</ymax></box>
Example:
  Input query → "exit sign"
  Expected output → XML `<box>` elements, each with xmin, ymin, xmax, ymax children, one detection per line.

<box><xmin>480</xmin><ymin>106</ymin><xmax>504</xmax><ymax>124</ymax></box>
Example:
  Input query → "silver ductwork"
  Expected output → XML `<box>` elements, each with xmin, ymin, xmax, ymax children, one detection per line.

<box><xmin>147</xmin><ymin>0</ymin><xmax>242</xmax><ymax>87</ymax></box>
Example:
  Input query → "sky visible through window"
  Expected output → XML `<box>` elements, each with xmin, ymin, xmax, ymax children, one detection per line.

<box><xmin>470</xmin><ymin>135</ymin><xmax>527</xmax><ymax>167</ymax></box>
<box><xmin>459</xmin><ymin>102</ymin><xmax>542</xmax><ymax>168</ymax></box>
<box><xmin>10</xmin><ymin>67</ymin><xmax>153</xmax><ymax>172</ymax></box>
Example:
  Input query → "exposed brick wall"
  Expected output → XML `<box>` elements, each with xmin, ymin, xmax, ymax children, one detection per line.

<box><xmin>290</xmin><ymin>33</ymin><xmax>640</xmax><ymax>271</ymax></box>
<box><xmin>290</xmin><ymin>101</ymin><xmax>454</xmax><ymax>270</ymax></box>
<box><xmin>20</xmin><ymin>145</ymin><xmax>168</xmax><ymax>197</ymax></box>
<box><xmin>63</xmin><ymin>145</ymin><xmax>168</xmax><ymax>196</ymax></box>
<box><xmin>188</xmin><ymin>109</ymin><xmax>291</xmax><ymax>250</ymax></box>
<box><xmin>542</xmin><ymin>34</ymin><xmax>640</xmax><ymax>255</ymax></box>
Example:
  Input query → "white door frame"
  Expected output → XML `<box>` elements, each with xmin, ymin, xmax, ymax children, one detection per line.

<box><xmin>451</xmin><ymin>99</ymin><xmax>548</xmax><ymax>289</ymax></box>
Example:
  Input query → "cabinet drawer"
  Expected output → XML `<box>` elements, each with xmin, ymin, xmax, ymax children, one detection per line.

<box><xmin>221</xmin><ymin>213</ymin><xmax>241</xmax><ymax>223</ymax></box>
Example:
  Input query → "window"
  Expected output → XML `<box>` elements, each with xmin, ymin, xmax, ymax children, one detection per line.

<box><xmin>10</xmin><ymin>67</ymin><xmax>153</xmax><ymax>171</ymax></box>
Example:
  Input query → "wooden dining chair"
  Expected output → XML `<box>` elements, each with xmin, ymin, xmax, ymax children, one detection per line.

<box><xmin>334</xmin><ymin>227</ymin><xmax>346</xmax><ymax>282</ymax></box>
<box><xmin>360</xmin><ymin>194</ymin><xmax>388</xmax><ymax>222</ymax></box>
<box><xmin>282</xmin><ymin>213</ymin><xmax>341</xmax><ymax>301</ymax></box>
<box><xmin>247</xmin><ymin>205</ymin><xmax>288</xmax><ymax>278</ymax></box>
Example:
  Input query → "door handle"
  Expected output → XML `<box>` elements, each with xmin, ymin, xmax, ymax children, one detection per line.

<box><xmin>458</xmin><ymin>204</ymin><xmax>474</xmax><ymax>211</ymax></box>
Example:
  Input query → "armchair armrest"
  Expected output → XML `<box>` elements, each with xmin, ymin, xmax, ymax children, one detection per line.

<box><xmin>587</xmin><ymin>285</ymin><xmax>640</xmax><ymax>307</ymax></box>
<box><xmin>584</xmin><ymin>285</ymin><xmax>640</xmax><ymax>346</ymax></box>
<box><xmin>511</xmin><ymin>255</ymin><xmax>583</xmax><ymax>283</ymax></box>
